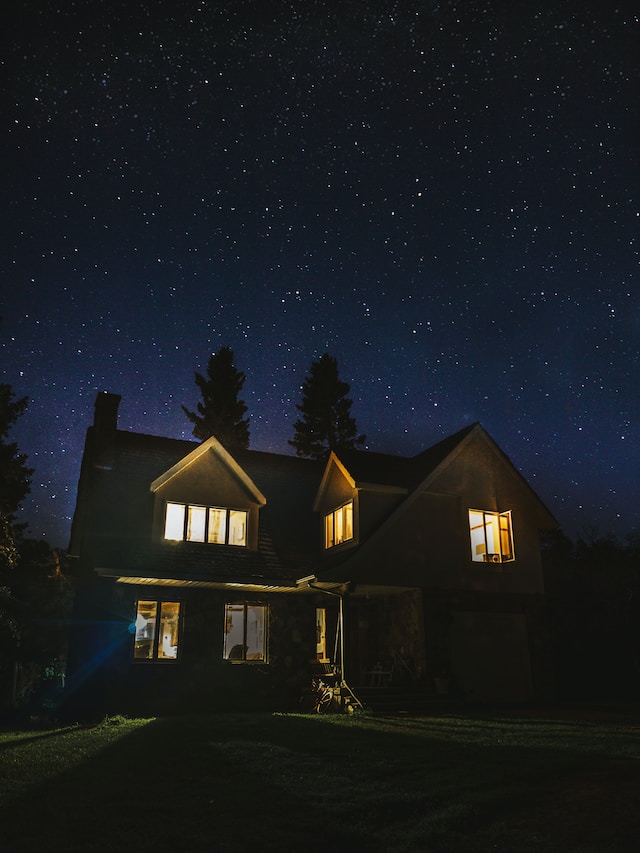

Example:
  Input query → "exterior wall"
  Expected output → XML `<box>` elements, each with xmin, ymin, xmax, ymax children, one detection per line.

<box><xmin>66</xmin><ymin>577</ymin><xmax>319</xmax><ymax>717</ymax></box>
<box><xmin>421</xmin><ymin>589</ymin><xmax>552</xmax><ymax>701</ymax></box>
<box><xmin>350</xmin><ymin>590</ymin><xmax>427</xmax><ymax>688</ymax></box>
<box><xmin>425</xmin><ymin>432</ymin><xmax>549</xmax><ymax>594</ymax></box>
<box><xmin>337</xmin><ymin>434</ymin><xmax>547</xmax><ymax>597</ymax></box>
<box><xmin>357</xmin><ymin>489</ymin><xmax>406</xmax><ymax>541</ymax></box>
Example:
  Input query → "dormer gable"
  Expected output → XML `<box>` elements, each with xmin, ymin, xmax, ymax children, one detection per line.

<box><xmin>313</xmin><ymin>450</ymin><xmax>409</xmax><ymax>511</ymax></box>
<box><xmin>314</xmin><ymin>450</ymin><xmax>409</xmax><ymax>552</ymax></box>
<box><xmin>150</xmin><ymin>436</ymin><xmax>266</xmax><ymax>550</ymax></box>
<box><xmin>313</xmin><ymin>423</ymin><xmax>558</xmax><ymax>589</ymax></box>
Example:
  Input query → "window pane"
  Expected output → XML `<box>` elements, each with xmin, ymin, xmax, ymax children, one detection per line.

<box><xmin>469</xmin><ymin>509</ymin><xmax>514</xmax><ymax>563</ymax></box>
<box><xmin>469</xmin><ymin>510</ymin><xmax>486</xmax><ymax>561</ymax></box>
<box><xmin>208</xmin><ymin>508</ymin><xmax>227</xmax><ymax>544</ymax></box>
<box><xmin>187</xmin><ymin>505</ymin><xmax>206</xmax><ymax>542</ymax></box>
<box><xmin>223</xmin><ymin>604</ymin><xmax>267</xmax><ymax>661</ymax></box>
<box><xmin>224</xmin><ymin>604</ymin><xmax>246</xmax><ymax>659</ymax></box>
<box><xmin>484</xmin><ymin>514</ymin><xmax>500</xmax><ymax>558</ymax></box>
<box><xmin>316</xmin><ymin>608</ymin><xmax>327</xmax><ymax>661</ymax></box>
<box><xmin>499</xmin><ymin>512</ymin><xmax>514</xmax><ymax>560</ymax></box>
<box><xmin>228</xmin><ymin>510</ymin><xmax>247</xmax><ymax>546</ymax></box>
<box><xmin>245</xmin><ymin>605</ymin><xmax>266</xmax><ymax>661</ymax></box>
<box><xmin>164</xmin><ymin>503</ymin><xmax>185</xmax><ymax>540</ymax></box>
<box><xmin>325</xmin><ymin>513</ymin><xmax>334</xmax><ymax>548</ymax></box>
<box><xmin>134</xmin><ymin>601</ymin><xmax>157</xmax><ymax>659</ymax></box>
<box><xmin>343</xmin><ymin>502</ymin><xmax>353</xmax><ymax>541</ymax></box>
<box><xmin>158</xmin><ymin>602</ymin><xmax>181</xmax><ymax>659</ymax></box>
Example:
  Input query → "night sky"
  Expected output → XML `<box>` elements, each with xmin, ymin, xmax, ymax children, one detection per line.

<box><xmin>2</xmin><ymin>1</ymin><xmax>638</xmax><ymax>548</ymax></box>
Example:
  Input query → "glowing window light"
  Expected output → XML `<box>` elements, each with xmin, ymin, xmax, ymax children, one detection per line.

<box><xmin>324</xmin><ymin>500</ymin><xmax>354</xmax><ymax>549</ymax></box>
<box><xmin>133</xmin><ymin>600</ymin><xmax>181</xmax><ymax>661</ymax></box>
<box><xmin>468</xmin><ymin>509</ymin><xmax>514</xmax><ymax>563</ymax></box>
<box><xmin>223</xmin><ymin>603</ymin><xmax>267</xmax><ymax>662</ymax></box>
<box><xmin>163</xmin><ymin>503</ymin><xmax>247</xmax><ymax>547</ymax></box>
<box><xmin>164</xmin><ymin>502</ymin><xmax>185</xmax><ymax>540</ymax></box>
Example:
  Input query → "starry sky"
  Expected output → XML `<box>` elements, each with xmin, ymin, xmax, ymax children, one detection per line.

<box><xmin>1</xmin><ymin>0</ymin><xmax>638</xmax><ymax>549</ymax></box>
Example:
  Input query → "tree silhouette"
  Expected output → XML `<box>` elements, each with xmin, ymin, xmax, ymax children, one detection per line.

<box><xmin>0</xmin><ymin>378</ymin><xmax>38</xmax><ymax>709</ymax></box>
<box><xmin>289</xmin><ymin>353</ymin><xmax>365</xmax><ymax>459</ymax></box>
<box><xmin>0</xmin><ymin>383</ymin><xmax>32</xmax><ymax>525</ymax></box>
<box><xmin>182</xmin><ymin>347</ymin><xmax>250</xmax><ymax>449</ymax></box>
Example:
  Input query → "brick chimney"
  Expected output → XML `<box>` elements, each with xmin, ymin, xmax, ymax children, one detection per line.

<box><xmin>92</xmin><ymin>391</ymin><xmax>121</xmax><ymax>469</ymax></box>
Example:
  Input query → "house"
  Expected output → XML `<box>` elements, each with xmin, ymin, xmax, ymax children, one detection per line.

<box><xmin>65</xmin><ymin>391</ymin><xmax>557</xmax><ymax>716</ymax></box>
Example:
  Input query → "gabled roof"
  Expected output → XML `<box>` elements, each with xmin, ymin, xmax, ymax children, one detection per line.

<box><xmin>313</xmin><ymin>422</ymin><xmax>558</xmax><ymax>583</ymax></box>
<box><xmin>150</xmin><ymin>434</ymin><xmax>267</xmax><ymax>506</ymax></box>
<box><xmin>314</xmin><ymin>423</ymin><xmax>478</xmax><ymax>508</ymax></box>
<box><xmin>73</xmin><ymin>396</ymin><xmax>556</xmax><ymax>594</ymax></box>
<box><xmin>72</xmin><ymin>424</ymin><xmax>323</xmax><ymax>585</ymax></box>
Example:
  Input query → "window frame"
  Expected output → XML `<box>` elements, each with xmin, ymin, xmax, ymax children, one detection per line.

<box><xmin>468</xmin><ymin>509</ymin><xmax>515</xmax><ymax>564</ymax></box>
<box><xmin>163</xmin><ymin>501</ymin><xmax>248</xmax><ymax>547</ymax></box>
<box><xmin>324</xmin><ymin>500</ymin><xmax>354</xmax><ymax>549</ymax></box>
<box><xmin>132</xmin><ymin>599</ymin><xmax>182</xmax><ymax>663</ymax></box>
<box><xmin>223</xmin><ymin>602</ymin><xmax>268</xmax><ymax>664</ymax></box>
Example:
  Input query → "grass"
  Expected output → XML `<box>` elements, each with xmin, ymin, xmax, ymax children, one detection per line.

<box><xmin>0</xmin><ymin>707</ymin><xmax>638</xmax><ymax>852</ymax></box>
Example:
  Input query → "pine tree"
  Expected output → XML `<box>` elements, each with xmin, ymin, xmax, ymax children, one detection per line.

<box><xmin>289</xmin><ymin>353</ymin><xmax>366</xmax><ymax>459</ymax></box>
<box><xmin>0</xmin><ymin>380</ymin><xmax>35</xmax><ymax>705</ymax></box>
<box><xmin>182</xmin><ymin>347</ymin><xmax>250</xmax><ymax>449</ymax></box>
<box><xmin>0</xmin><ymin>384</ymin><xmax>32</xmax><ymax>526</ymax></box>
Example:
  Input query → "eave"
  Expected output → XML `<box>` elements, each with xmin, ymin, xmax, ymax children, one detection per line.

<box><xmin>313</xmin><ymin>451</ymin><xmax>407</xmax><ymax>511</ymax></box>
<box><xmin>150</xmin><ymin>435</ymin><xmax>267</xmax><ymax>505</ymax></box>
<box><xmin>96</xmin><ymin>567</ymin><xmax>312</xmax><ymax>595</ymax></box>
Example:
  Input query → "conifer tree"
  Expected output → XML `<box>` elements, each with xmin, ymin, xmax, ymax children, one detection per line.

<box><xmin>289</xmin><ymin>353</ymin><xmax>366</xmax><ymax>459</ymax></box>
<box><xmin>0</xmin><ymin>384</ymin><xmax>32</xmax><ymax>525</ymax></box>
<box><xmin>0</xmin><ymin>379</ymin><xmax>35</xmax><ymax>704</ymax></box>
<box><xmin>182</xmin><ymin>347</ymin><xmax>250</xmax><ymax>449</ymax></box>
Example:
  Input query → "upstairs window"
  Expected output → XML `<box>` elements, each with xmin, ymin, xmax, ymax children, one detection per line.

<box><xmin>164</xmin><ymin>502</ymin><xmax>247</xmax><ymax>546</ymax></box>
<box><xmin>469</xmin><ymin>509</ymin><xmax>514</xmax><ymax>563</ymax></box>
<box><xmin>223</xmin><ymin>603</ymin><xmax>267</xmax><ymax>662</ymax></box>
<box><xmin>324</xmin><ymin>500</ymin><xmax>353</xmax><ymax>549</ymax></box>
<box><xmin>133</xmin><ymin>600</ymin><xmax>181</xmax><ymax>661</ymax></box>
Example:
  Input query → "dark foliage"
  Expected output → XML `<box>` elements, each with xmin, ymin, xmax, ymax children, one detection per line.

<box><xmin>0</xmin><ymin>372</ymin><xmax>73</xmax><ymax>713</ymax></box>
<box><xmin>0</xmin><ymin>383</ymin><xmax>33</xmax><ymax>528</ymax></box>
<box><xmin>289</xmin><ymin>353</ymin><xmax>366</xmax><ymax>459</ymax></box>
<box><xmin>2</xmin><ymin>540</ymin><xmax>74</xmax><ymax>711</ymax></box>
<box><xmin>182</xmin><ymin>346</ymin><xmax>250</xmax><ymax>449</ymax></box>
<box><xmin>543</xmin><ymin>528</ymin><xmax>640</xmax><ymax>701</ymax></box>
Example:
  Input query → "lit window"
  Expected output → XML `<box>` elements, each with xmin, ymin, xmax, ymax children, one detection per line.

<box><xmin>164</xmin><ymin>502</ymin><xmax>185</xmax><ymax>540</ymax></box>
<box><xmin>187</xmin><ymin>505</ymin><xmax>206</xmax><ymax>542</ymax></box>
<box><xmin>316</xmin><ymin>607</ymin><xmax>329</xmax><ymax>662</ymax></box>
<box><xmin>133</xmin><ymin>600</ymin><xmax>181</xmax><ymax>661</ymax></box>
<box><xmin>223</xmin><ymin>603</ymin><xmax>267</xmax><ymax>662</ymax></box>
<box><xmin>208</xmin><ymin>507</ymin><xmax>227</xmax><ymax>543</ymax></box>
<box><xmin>324</xmin><ymin>501</ymin><xmax>353</xmax><ymax>549</ymax></box>
<box><xmin>468</xmin><ymin>509</ymin><xmax>514</xmax><ymax>563</ymax></box>
<box><xmin>164</xmin><ymin>502</ymin><xmax>247</xmax><ymax>546</ymax></box>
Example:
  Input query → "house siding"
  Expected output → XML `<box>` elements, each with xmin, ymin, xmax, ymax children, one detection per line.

<box><xmin>67</xmin><ymin>581</ymin><xmax>319</xmax><ymax>716</ymax></box>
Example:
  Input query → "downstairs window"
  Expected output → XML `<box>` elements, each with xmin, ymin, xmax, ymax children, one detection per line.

<box><xmin>133</xmin><ymin>600</ymin><xmax>181</xmax><ymax>661</ymax></box>
<box><xmin>468</xmin><ymin>509</ymin><xmax>514</xmax><ymax>563</ymax></box>
<box><xmin>223</xmin><ymin>603</ymin><xmax>267</xmax><ymax>662</ymax></box>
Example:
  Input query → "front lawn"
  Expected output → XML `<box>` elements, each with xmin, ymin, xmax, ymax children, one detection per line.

<box><xmin>0</xmin><ymin>708</ymin><xmax>638</xmax><ymax>852</ymax></box>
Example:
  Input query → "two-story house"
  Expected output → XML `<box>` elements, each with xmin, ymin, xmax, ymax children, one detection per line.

<box><xmin>65</xmin><ymin>392</ymin><xmax>556</xmax><ymax>716</ymax></box>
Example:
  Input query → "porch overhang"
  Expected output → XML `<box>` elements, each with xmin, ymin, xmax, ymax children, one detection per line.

<box><xmin>95</xmin><ymin>566</ymin><xmax>314</xmax><ymax>594</ymax></box>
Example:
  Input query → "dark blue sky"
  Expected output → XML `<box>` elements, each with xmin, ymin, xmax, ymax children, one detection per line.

<box><xmin>2</xmin><ymin>0</ymin><xmax>638</xmax><ymax>548</ymax></box>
